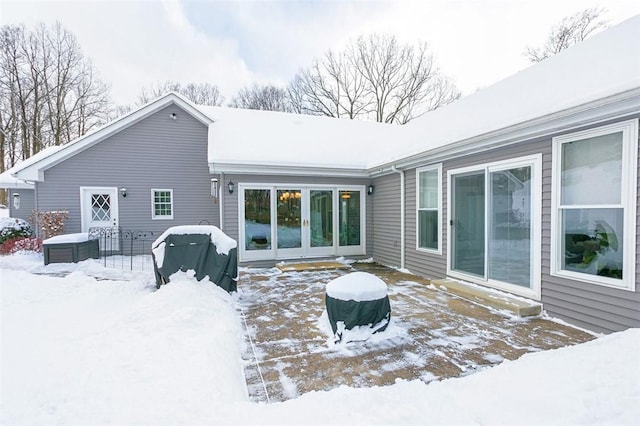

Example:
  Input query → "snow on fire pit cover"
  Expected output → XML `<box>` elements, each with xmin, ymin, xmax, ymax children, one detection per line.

<box><xmin>325</xmin><ymin>272</ymin><xmax>391</xmax><ymax>343</ymax></box>
<box><xmin>325</xmin><ymin>271</ymin><xmax>388</xmax><ymax>301</ymax></box>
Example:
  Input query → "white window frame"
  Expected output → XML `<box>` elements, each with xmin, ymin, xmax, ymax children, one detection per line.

<box><xmin>416</xmin><ymin>164</ymin><xmax>442</xmax><ymax>254</ymax></box>
<box><xmin>551</xmin><ymin>119</ymin><xmax>638</xmax><ymax>291</ymax></box>
<box><xmin>151</xmin><ymin>189</ymin><xmax>174</xmax><ymax>220</ymax></box>
<box><xmin>446</xmin><ymin>154</ymin><xmax>542</xmax><ymax>300</ymax></box>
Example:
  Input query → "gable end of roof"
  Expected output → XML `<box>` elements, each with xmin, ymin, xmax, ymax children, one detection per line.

<box><xmin>14</xmin><ymin>93</ymin><xmax>212</xmax><ymax>182</ymax></box>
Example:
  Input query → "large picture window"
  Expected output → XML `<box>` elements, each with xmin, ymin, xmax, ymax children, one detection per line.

<box><xmin>152</xmin><ymin>189</ymin><xmax>173</xmax><ymax>219</ymax></box>
<box><xmin>417</xmin><ymin>164</ymin><xmax>441</xmax><ymax>252</ymax></box>
<box><xmin>552</xmin><ymin>119</ymin><xmax>638</xmax><ymax>290</ymax></box>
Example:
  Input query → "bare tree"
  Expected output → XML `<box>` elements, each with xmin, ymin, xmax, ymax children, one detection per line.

<box><xmin>288</xmin><ymin>48</ymin><xmax>369</xmax><ymax>119</ymax></box>
<box><xmin>525</xmin><ymin>8</ymin><xmax>607</xmax><ymax>62</ymax></box>
<box><xmin>135</xmin><ymin>81</ymin><xmax>223</xmax><ymax>106</ymax></box>
<box><xmin>0</xmin><ymin>22</ymin><xmax>110</xmax><ymax>172</ymax></box>
<box><xmin>289</xmin><ymin>34</ymin><xmax>459</xmax><ymax>124</ymax></box>
<box><xmin>230</xmin><ymin>84</ymin><xmax>293</xmax><ymax>112</ymax></box>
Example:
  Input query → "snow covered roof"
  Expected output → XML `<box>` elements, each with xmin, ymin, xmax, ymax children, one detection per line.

<box><xmin>199</xmin><ymin>106</ymin><xmax>399</xmax><ymax>176</ymax></box>
<box><xmin>372</xmin><ymin>14</ymin><xmax>640</xmax><ymax>172</ymax></box>
<box><xmin>0</xmin><ymin>146</ymin><xmax>64</xmax><ymax>189</ymax></box>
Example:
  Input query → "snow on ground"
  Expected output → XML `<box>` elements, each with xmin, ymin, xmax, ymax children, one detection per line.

<box><xmin>1</xmin><ymin>252</ymin><xmax>639</xmax><ymax>425</ymax></box>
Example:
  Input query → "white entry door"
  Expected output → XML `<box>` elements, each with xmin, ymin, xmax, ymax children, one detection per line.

<box><xmin>80</xmin><ymin>187</ymin><xmax>119</xmax><ymax>250</ymax></box>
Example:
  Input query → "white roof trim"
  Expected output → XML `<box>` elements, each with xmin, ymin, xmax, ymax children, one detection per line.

<box><xmin>14</xmin><ymin>93</ymin><xmax>212</xmax><ymax>182</ymax></box>
<box><xmin>369</xmin><ymin>88</ymin><xmax>640</xmax><ymax>176</ymax></box>
<box><xmin>209</xmin><ymin>162</ymin><xmax>369</xmax><ymax>178</ymax></box>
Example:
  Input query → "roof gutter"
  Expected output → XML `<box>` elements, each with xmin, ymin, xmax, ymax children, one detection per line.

<box><xmin>391</xmin><ymin>165</ymin><xmax>405</xmax><ymax>270</ymax></box>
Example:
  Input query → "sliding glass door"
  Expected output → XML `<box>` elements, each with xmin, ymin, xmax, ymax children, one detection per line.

<box><xmin>240</xmin><ymin>185</ymin><xmax>365</xmax><ymax>260</ymax></box>
<box><xmin>449</xmin><ymin>156</ymin><xmax>540</xmax><ymax>297</ymax></box>
<box><xmin>451</xmin><ymin>172</ymin><xmax>485</xmax><ymax>277</ymax></box>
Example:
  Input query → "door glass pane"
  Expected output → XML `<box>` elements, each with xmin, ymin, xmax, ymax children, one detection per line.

<box><xmin>452</xmin><ymin>173</ymin><xmax>485</xmax><ymax>277</ymax></box>
<box><xmin>489</xmin><ymin>167</ymin><xmax>531</xmax><ymax>287</ymax></box>
<box><xmin>277</xmin><ymin>190</ymin><xmax>302</xmax><ymax>249</ymax></box>
<box><xmin>91</xmin><ymin>194</ymin><xmax>111</xmax><ymax>221</ymax></box>
<box><xmin>310</xmin><ymin>190</ymin><xmax>333</xmax><ymax>247</ymax></box>
<box><xmin>245</xmin><ymin>189</ymin><xmax>271</xmax><ymax>251</ymax></box>
<box><xmin>562</xmin><ymin>208</ymin><xmax>623</xmax><ymax>280</ymax></box>
<box><xmin>561</xmin><ymin>132</ymin><xmax>622</xmax><ymax>205</ymax></box>
<box><xmin>339</xmin><ymin>190</ymin><xmax>360</xmax><ymax>246</ymax></box>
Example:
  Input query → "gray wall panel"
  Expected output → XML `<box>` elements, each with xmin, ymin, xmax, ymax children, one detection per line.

<box><xmin>7</xmin><ymin>188</ymin><xmax>35</xmax><ymax>222</ymax></box>
<box><xmin>36</xmin><ymin>104</ymin><xmax>219</xmax><ymax>236</ymax></box>
<box><xmin>372</xmin><ymin>173</ymin><xmax>401</xmax><ymax>267</ymax></box>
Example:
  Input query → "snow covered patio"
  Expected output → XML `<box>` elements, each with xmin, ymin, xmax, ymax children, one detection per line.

<box><xmin>238</xmin><ymin>261</ymin><xmax>594</xmax><ymax>402</ymax></box>
<box><xmin>2</xmin><ymin>253</ymin><xmax>639</xmax><ymax>425</ymax></box>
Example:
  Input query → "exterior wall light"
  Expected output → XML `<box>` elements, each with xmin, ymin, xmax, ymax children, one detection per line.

<box><xmin>170</xmin><ymin>112</ymin><xmax>177</xmax><ymax>120</ymax></box>
<box><xmin>211</xmin><ymin>178</ymin><xmax>219</xmax><ymax>197</ymax></box>
<box><xmin>228</xmin><ymin>181</ymin><xmax>235</xmax><ymax>194</ymax></box>
<box><xmin>367</xmin><ymin>185</ymin><xmax>374</xmax><ymax>195</ymax></box>
<box><xmin>12</xmin><ymin>192</ymin><xmax>20</xmax><ymax>210</ymax></box>
<box><xmin>120</xmin><ymin>188</ymin><xmax>127</xmax><ymax>197</ymax></box>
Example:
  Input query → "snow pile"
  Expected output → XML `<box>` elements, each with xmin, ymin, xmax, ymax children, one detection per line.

<box><xmin>1</xmin><ymin>254</ymin><xmax>639</xmax><ymax>425</ymax></box>
<box><xmin>1</xmin><ymin>265</ymin><xmax>247</xmax><ymax>425</ymax></box>
<box><xmin>325</xmin><ymin>271</ymin><xmax>388</xmax><ymax>301</ymax></box>
<box><xmin>317</xmin><ymin>310</ymin><xmax>394</xmax><ymax>346</ymax></box>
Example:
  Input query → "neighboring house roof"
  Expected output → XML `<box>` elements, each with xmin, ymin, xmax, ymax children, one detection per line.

<box><xmin>371</xmin><ymin>14</ymin><xmax>640</xmax><ymax>173</ymax></box>
<box><xmin>0</xmin><ymin>146</ymin><xmax>64</xmax><ymax>189</ymax></box>
<box><xmin>9</xmin><ymin>15</ymin><xmax>640</xmax><ymax>181</ymax></box>
<box><xmin>199</xmin><ymin>106</ymin><xmax>399</xmax><ymax>177</ymax></box>
<box><xmin>13</xmin><ymin>93</ymin><xmax>212</xmax><ymax>182</ymax></box>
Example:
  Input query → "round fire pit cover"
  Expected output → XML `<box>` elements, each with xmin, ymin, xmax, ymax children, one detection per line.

<box><xmin>325</xmin><ymin>271</ymin><xmax>391</xmax><ymax>342</ymax></box>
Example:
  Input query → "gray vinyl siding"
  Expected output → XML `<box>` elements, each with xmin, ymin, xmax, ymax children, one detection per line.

<box><xmin>371</xmin><ymin>173</ymin><xmax>402</xmax><ymax>268</ymax></box>
<box><xmin>221</xmin><ymin>174</ymin><xmax>373</xmax><ymax>264</ymax></box>
<box><xmin>540</xmin><ymin>115</ymin><xmax>640</xmax><ymax>333</ymax></box>
<box><xmin>7</xmin><ymin>188</ymin><xmax>35</xmax><ymax>222</ymax></box>
<box><xmin>396</xmin><ymin>115</ymin><xmax>640</xmax><ymax>333</ymax></box>
<box><xmin>36</xmin><ymin>104</ymin><xmax>219</xmax><ymax>236</ymax></box>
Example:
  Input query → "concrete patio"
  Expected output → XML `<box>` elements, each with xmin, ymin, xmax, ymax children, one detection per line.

<box><xmin>237</xmin><ymin>261</ymin><xmax>594</xmax><ymax>403</ymax></box>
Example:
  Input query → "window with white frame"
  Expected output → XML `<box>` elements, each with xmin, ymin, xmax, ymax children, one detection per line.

<box><xmin>152</xmin><ymin>189</ymin><xmax>173</xmax><ymax>219</ymax></box>
<box><xmin>552</xmin><ymin>119</ymin><xmax>638</xmax><ymax>290</ymax></box>
<box><xmin>417</xmin><ymin>164</ymin><xmax>441</xmax><ymax>252</ymax></box>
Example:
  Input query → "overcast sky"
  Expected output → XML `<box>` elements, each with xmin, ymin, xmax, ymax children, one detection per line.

<box><xmin>2</xmin><ymin>0</ymin><xmax>639</xmax><ymax>106</ymax></box>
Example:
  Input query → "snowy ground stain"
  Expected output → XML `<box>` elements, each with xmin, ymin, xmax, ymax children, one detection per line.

<box><xmin>237</xmin><ymin>262</ymin><xmax>594</xmax><ymax>403</ymax></box>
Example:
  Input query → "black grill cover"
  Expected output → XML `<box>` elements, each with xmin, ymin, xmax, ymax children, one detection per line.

<box><xmin>152</xmin><ymin>233</ymin><xmax>237</xmax><ymax>292</ymax></box>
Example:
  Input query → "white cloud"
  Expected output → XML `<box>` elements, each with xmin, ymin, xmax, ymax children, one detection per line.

<box><xmin>2</xmin><ymin>0</ymin><xmax>639</xmax><ymax>104</ymax></box>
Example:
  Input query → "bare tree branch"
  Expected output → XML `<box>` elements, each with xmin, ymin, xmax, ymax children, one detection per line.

<box><xmin>525</xmin><ymin>8</ymin><xmax>607</xmax><ymax>62</ymax></box>
<box><xmin>289</xmin><ymin>33</ymin><xmax>459</xmax><ymax>123</ymax></box>
<box><xmin>230</xmin><ymin>84</ymin><xmax>293</xmax><ymax>112</ymax></box>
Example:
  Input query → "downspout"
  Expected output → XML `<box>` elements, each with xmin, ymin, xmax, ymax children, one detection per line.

<box><xmin>218</xmin><ymin>172</ymin><xmax>225</xmax><ymax>231</ymax></box>
<box><xmin>33</xmin><ymin>182</ymin><xmax>39</xmax><ymax>238</ymax></box>
<box><xmin>391</xmin><ymin>165</ymin><xmax>405</xmax><ymax>270</ymax></box>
